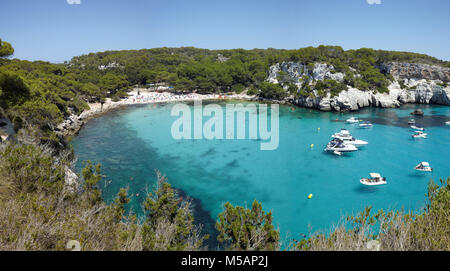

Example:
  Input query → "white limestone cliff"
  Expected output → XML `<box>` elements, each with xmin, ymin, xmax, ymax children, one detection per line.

<box><xmin>267</xmin><ymin>62</ymin><xmax>450</xmax><ymax>111</ymax></box>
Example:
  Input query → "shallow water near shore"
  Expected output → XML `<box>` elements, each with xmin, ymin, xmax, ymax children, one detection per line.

<box><xmin>72</xmin><ymin>102</ymin><xmax>450</xmax><ymax>247</ymax></box>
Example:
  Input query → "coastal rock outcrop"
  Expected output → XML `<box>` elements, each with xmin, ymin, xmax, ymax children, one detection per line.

<box><xmin>270</xmin><ymin>62</ymin><xmax>450</xmax><ymax>112</ymax></box>
<box><xmin>267</xmin><ymin>62</ymin><xmax>344</xmax><ymax>85</ymax></box>
<box><xmin>56</xmin><ymin>100</ymin><xmax>121</xmax><ymax>137</ymax></box>
<box><xmin>380</xmin><ymin>62</ymin><xmax>450</xmax><ymax>82</ymax></box>
<box><xmin>0</xmin><ymin>115</ymin><xmax>16</xmax><ymax>142</ymax></box>
<box><xmin>398</xmin><ymin>79</ymin><xmax>450</xmax><ymax>105</ymax></box>
<box><xmin>64</xmin><ymin>166</ymin><xmax>79</xmax><ymax>190</ymax></box>
<box><xmin>411</xmin><ymin>109</ymin><xmax>424</xmax><ymax>116</ymax></box>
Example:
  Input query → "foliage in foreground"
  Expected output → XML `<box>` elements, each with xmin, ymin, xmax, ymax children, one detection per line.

<box><xmin>294</xmin><ymin>177</ymin><xmax>450</xmax><ymax>251</ymax></box>
<box><xmin>0</xmin><ymin>143</ymin><xmax>205</xmax><ymax>250</ymax></box>
<box><xmin>3</xmin><ymin>37</ymin><xmax>450</xmax><ymax>145</ymax></box>
<box><xmin>0</xmin><ymin>142</ymin><xmax>448</xmax><ymax>251</ymax></box>
<box><xmin>1</xmin><ymin>38</ymin><xmax>449</xmax><ymax>251</ymax></box>
<box><xmin>216</xmin><ymin>200</ymin><xmax>280</xmax><ymax>251</ymax></box>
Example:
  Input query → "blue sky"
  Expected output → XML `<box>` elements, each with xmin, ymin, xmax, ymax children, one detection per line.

<box><xmin>1</xmin><ymin>0</ymin><xmax>449</xmax><ymax>63</ymax></box>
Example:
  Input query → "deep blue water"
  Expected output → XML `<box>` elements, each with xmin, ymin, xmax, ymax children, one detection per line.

<box><xmin>72</xmin><ymin>102</ymin><xmax>450</xmax><ymax>247</ymax></box>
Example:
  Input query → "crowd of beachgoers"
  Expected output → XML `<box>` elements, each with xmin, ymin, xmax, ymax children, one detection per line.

<box><xmin>57</xmin><ymin>89</ymin><xmax>256</xmax><ymax>136</ymax></box>
<box><xmin>87</xmin><ymin>89</ymin><xmax>255</xmax><ymax>114</ymax></box>
<box><xmin>125</xmin><ymin>90</ymin><xmax>219</xmax><ymax>104</ymax></box>
<box><xmin>123</xmin><ymin>89</ymin><xmax>255</xmax><ymax>104</ymax></box>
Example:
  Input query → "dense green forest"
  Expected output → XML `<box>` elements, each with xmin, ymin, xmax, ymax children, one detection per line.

<box><xmin>2</xmin><ymin>40</ymin><xmax>450</xmax><ymax>148</ymax></box>
<box><xmin>1</xmin><ymin>39</ymin><xmax>449</xmax><ymax>250</ymax></box>
<box><xmin>69</xmin><ymin>45</ymin><xmax>450</xmax><ymax>97</ymax></box>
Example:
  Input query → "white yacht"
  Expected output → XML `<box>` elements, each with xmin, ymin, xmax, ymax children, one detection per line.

<box><xmin>360</xmin><ymin>173</ymin><xmax>387</xmax><ymax>186</ymax></box>
<box><xmin>412</xmin><ymin>131</ymin><xmax>427</xmax><ymax>139</ymax></box>
<box><xmin>408</xmin><ymin>119</ymin><xmax>416</xmax><ymax>125</ymax></box>
<box><xmin>324</xmin><ymin>138</ymin><xmax>358</xmax><ymax>155</ymax></box>
<box><xmin>359</xmin><ymin>121</ymin><xmax>373</xmax><ymax>128</ymax></box>
<box><xmin>410</xmin><ymin>125</ymin><xmax>424</xmax><ymax>131</ymax></box>
<box><xmin>332</xmin><ymin>129</ymin><xmax>368</xmax><ymax>147</ymax></box>
<box><xmin>415</xmin><ymin>162</ymin><xmax>432</xmax><ymax>172</ymax></box>
<box><xmin>346</xmin><ymin>117</ymin><xmax>359</xmax><ymax>124</ymax></box>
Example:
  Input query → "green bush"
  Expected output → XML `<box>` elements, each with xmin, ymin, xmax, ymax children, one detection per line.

<box><xmin>259</xmin><ymin>82</ymin><xmax>287</xmax><ymax>100</ymax></box>
<box><xmin>295</xmin><ymin>177</ymin><xmax>450</xmax><ymax>251</ymax></box>
<box><xmin>216</xmin><ymin>200</ymin><xmax>280</xmax><ymax>251</ymax></box>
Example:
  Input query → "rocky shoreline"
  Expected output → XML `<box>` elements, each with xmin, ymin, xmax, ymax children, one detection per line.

<box><xmin>291</xmin><ymin>79</ymin><xmax>450</xmax><ymax>112</ymax></box>
<box><xmin>268</xmin><ymin>61</ymin><xmax>450</xmax><ymax>112</ymax></box>
<box><xmin>56</xmin><ymin>83</ymin><xmax>450</xmax><ymax>138</ymax></box>
<box><xmin>57</xmin><ymin>60</ymin><xmax>450</xmax><ymax>138</ymax></box>
<box><xmin>56</xmin><ymin>90</ymin><xmax>256</xmax><ymax>137</ymax></box>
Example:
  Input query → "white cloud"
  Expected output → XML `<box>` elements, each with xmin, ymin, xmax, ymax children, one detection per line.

<box><xmin>366</xmin><ymin>0</ymin><xmax>381</xmax><ymax>4</ymax></box>
<box><xmin>67</xmin><ymin>0</ymin><xmax>81</xmax><ymax>4</ymax></box>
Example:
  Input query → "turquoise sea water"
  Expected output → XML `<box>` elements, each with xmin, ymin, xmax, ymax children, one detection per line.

<box><xmin>72</xmin><ymin>101</ymin><xmax>450</xmax><ymax>247</ymax></box>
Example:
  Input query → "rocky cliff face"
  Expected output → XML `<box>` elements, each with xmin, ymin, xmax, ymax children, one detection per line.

<box><xmin>0</xmin><ymin>115</ymin><xmax>16</xmax><ymax>142</ymax></box>
<box><xmin>380</xmin><ymin>62</ymin><xmax>450</xmax><ymax>82</ymax></box>
<box><xmin>268</xmin><ymin>62</ymin><xmax>344</xmax><ymax>86</ymax></box>
<box><xmin>291</xmin><ymin>80</ymin><xmax>450</xmax><ymax>112</ymax></box>
<box><xmin>267</xmin><ymin>61</ymin><xmax>450</xmax><ymax>112</ymax></box>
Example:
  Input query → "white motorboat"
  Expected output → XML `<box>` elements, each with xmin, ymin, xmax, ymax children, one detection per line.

<box><xmin>410</xmin><ymin>125</ymin><xmax>424</xmax><ymax>131</ymax></box>
<box><xmin>408</xmin><ymin>119</ymin><xmax>416</xmax><ymax>125</ymax></box>
<box><xmin>324</xmin><ymin>138</ymin><xmax>358</xmax><ymax>155</ymax></box>
<box><xmin>346</xmin><ymin>117</ymin><xmax>359</xmax><ymax>124</ymax></box>
<box><xmin>415</xmin><ymin>162</ymin><xmax>432</xmax><ymax>172</ymax></box>
<box><xmin>332</xmin><ymin>129</ymin><xmax>368</xmax><ymax>147</ymax></box>
<box><xmin>360</xmin><ymin>173</ymin><xmax>387</xmax><ymax>186</ymax></box>
<box><xmin>359</xmin><ymin>121</ymin><xmax>373</xmax><ymax>128</ymax></box>
<box><xmin>446</xmin><ymin>121</ymin><xmax>450</xmax><ymax>126</ymax></box>
<box><xmin>332</xmin><ymin>128</ymin><xmax>352</xmax><ymax>139</ymax></box>
<box><xmin>412</xmin><ymin>131</ymin><xmax>427</xmax><ymax>139</ymax></box>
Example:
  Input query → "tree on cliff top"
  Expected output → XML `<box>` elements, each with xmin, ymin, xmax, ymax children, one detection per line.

<box><xmin>0</xmin><ymin>39</ymin><xmax>14</xmax><ymax>58</ymax></box>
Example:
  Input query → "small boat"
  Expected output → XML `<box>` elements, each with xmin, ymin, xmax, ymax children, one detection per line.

<box><xmin>408</xmin><ymin>119</ymin><xmax>416</xmax><ymax>125</ymax></box>
<box><xmin>332</xmin><ymin>129</ymin><xmax>352</xmax><ymax>139</ymax></box>
<box><xmin>415</xmin><ymin>162</ymin><xmax>432</xmax><ymax>172</ymax></box>
<box><xmin>412</xmin><ymin>131</ymin><xmax>427</xmax><ymax>139</ymax></box>
<box><xmin>446</xmin><ymin>121</ymin><xmax>450</xmax><ymax>126</ymax></box>
<box><xmin>360</xmin><ymin>173</ymin><xmax>387</xmax><ymax>186</ymax></box>
<box><xmin>410</xmin><ymin>125</ymin><xmax>424</xmax><ymax>131</ymax></box>
<box><xmin>359</xmin><ymin>121</ymin><xmax>373</xmax><ymax>128</ymax></box>
<box><xmin>332</xmin><ymin>129</ymin><xmax>368</xmax><ymax>147</ymax></box>
<box><xmin>324</xmin><ymin>138</ymin><xmax>358</xmax><ymax>155</ymax></box>
<box><xmin>346</xmin><ymin>117</ymin><xmax>359</xmax><ymax>124</ymax></box>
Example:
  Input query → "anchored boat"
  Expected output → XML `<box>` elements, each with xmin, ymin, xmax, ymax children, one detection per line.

<box><xmin>360</xmin><ymin>173</ymin><xmax>387</xmax><ymax>186</ymax></box>
<box><xmin>359</xmin><ymin>121</ymin><xmax>373</xmax><ymax>128</ymax></box>
<box><xmin>415</xmin><ymin>162</ymin><xmax>432</xmax><ymax>172</ymax></box>
<box><xmin>346</xmin><ymin>117</ymin><xmax>359</xmax><ymax>124</ymax></box>
<box><xmin>412</xmin><ymin>131</ymin><xmax>427</xmax><ymax>139</ymax></box>
<box><xmin>332</xmin><ymin>129</ymin><xmax>368</xmax><ymax>147</ymax></box>
<box><xmin>410</xmin><ymin>125</ymin><xmax>424</xmax><ymax>131</ymax></box>
<box><xmin>324</xmin><ymin>138</ymin><xmax>358</xmax><ymax>156</ymax></box>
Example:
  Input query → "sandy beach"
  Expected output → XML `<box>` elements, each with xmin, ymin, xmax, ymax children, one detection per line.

<box><xmin>57</xmin><ymin>89</ymin><xmax>256</xmax><ymax>136</ymax></box>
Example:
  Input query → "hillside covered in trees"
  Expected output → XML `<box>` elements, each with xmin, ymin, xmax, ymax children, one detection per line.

<box><xmin>69</xmin><ymin>45</ymin><xmax>450</xmax><ymax>96</ymax></box>
<box><xmin>2</xmin><ymin>41</ymin><xmax>450</xmax><ymax>146</ymax></box>
<box><xmin>1</xmin><ymin>39</ymin><xmax>449</xmax><ymax>251</ymax></box>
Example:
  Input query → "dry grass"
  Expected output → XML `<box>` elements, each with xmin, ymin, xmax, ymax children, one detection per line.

<box><xmin>1</xmin><ymin>141</ymin><xmax>447</xmax><ymax>251</ymax></box>
<box><xmin>0</xmin><ymin>143</ymin><xmax>205</xmax><ymax>251</ymax></box>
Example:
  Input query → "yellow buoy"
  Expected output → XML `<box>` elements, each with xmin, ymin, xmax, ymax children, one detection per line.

<box><xmin>310</xmin><ymin>144</ymin><xmax>314</xmax><ymax>148</ymax></box>
<box><xmin>317</xmin><ymin>128</ymin><xmax>320</xmax><ymax>131</ymax></box>
<box><xmin>308</xmin><ymin>194</ymin><xmax>313</xmax><ymax>199</ymax></box>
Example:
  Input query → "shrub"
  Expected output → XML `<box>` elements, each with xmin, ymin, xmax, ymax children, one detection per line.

<box><xmin>259</xmin><ymin>82</ymin><xmax>287</xmax><ymax>100</ymax></box>
<box><xmin>294</xmin><ymin>177</ymin><xmax>450</xmax><ymax>251</ymax></box>
<box><xmin>216</xmin><ymin>200</ymin><xmax>280</xmax><ymax>251</ymax></box>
